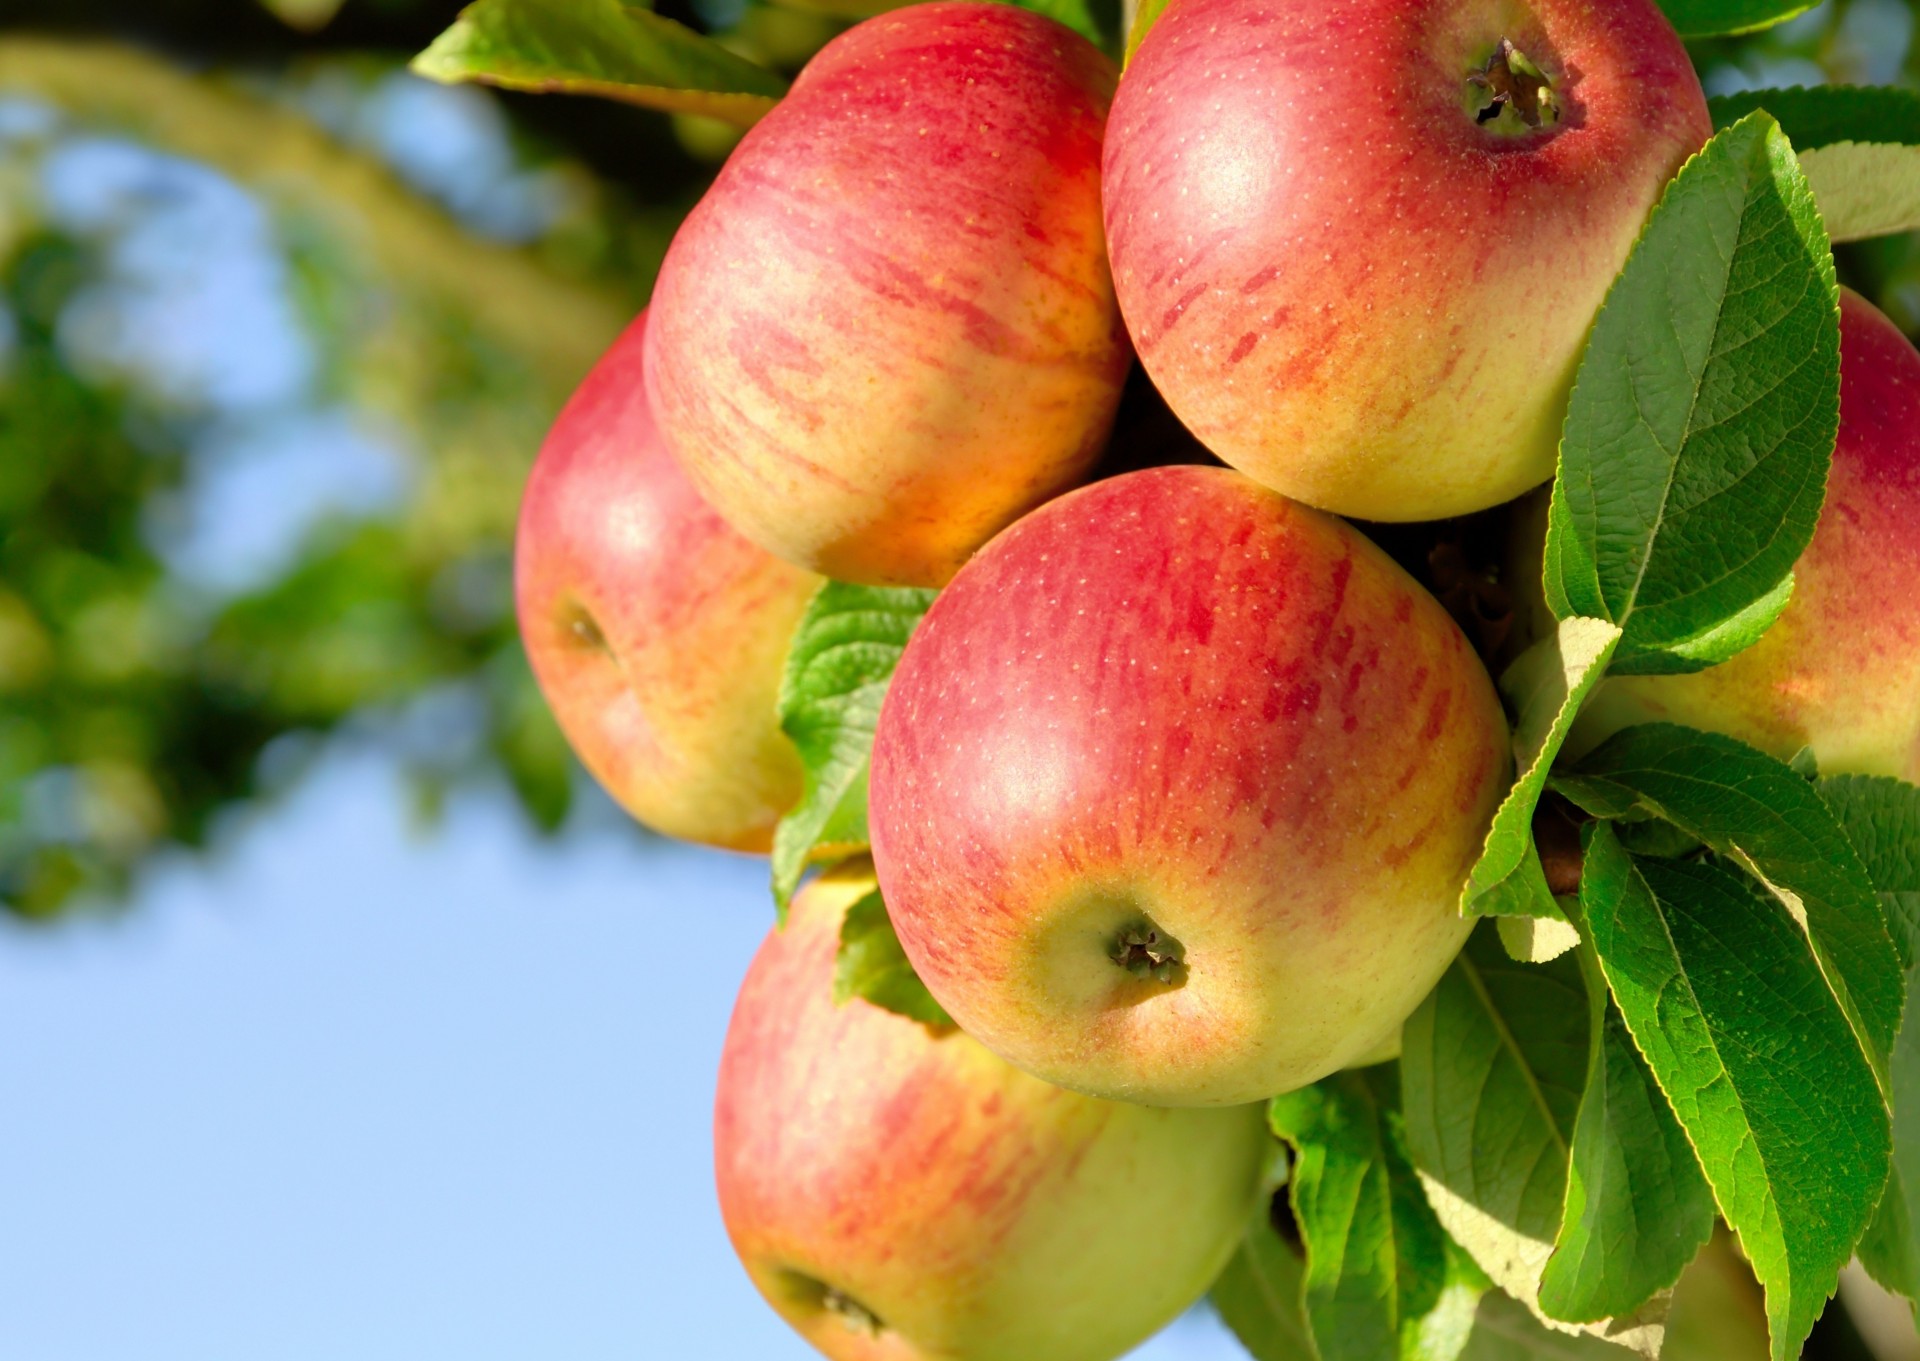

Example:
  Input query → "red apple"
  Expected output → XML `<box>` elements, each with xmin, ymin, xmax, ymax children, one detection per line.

<box><xmin>1571</xmin><ymin>288</ymin><xmax>1920</xmax><ymax>780</ymax></box>
<box><xmin>1102</xmin><ymin>0</ymin><xmax>1711</xmax><ymax>522</ymax></box>
<box><xmin>868</xmin><ymin>466</ymin><xmax>1511</xmax><ymax>1106</ymax></box>
<box><xmin>515</xmin><ymin>312</ymin><xmax>818</xmax><ymax>852</ymax></box>
<box><xmin>646</xmin><ymin>2</ymin><xmax>1132</xmax><ymax>588</ymax></box>
<box><xmin>715</xmin><ymin>862</ymin><xmax>1271</xmax><ymax>1361</ymax></box>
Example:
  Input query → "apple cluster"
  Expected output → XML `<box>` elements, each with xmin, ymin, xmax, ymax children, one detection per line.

<box><xmin>513</xmin><ymin>2</ymin><xmax>1920</xmax><ymax>1357</ymax></box>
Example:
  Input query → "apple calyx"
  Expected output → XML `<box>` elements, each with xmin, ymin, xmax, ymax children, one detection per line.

<box><xmin>1466</xmin><ymin>39</ymin><xmax>1561</xmax><ymax>134</ymax></box>
<box><xmin>563</xmin><ymin>602</ymin><xmax>610</xmax><ymax>656</ymax></box>
<box><xmin>821</xmin><ymin>1285</ymin><xmax>884</xmax><ymax>1336</ymax></box>
<box><xmin>1110</xmin><ymin>922</ymin><xmax>1187</xmax><ymax>986</ymax></box>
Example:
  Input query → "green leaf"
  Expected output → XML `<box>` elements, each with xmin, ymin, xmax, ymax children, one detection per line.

<box><xmin>1460</xmin><ymin>1292</ymin><xmax>1653</xmax><ymax>1360</ymax></box>
<box><xmin>1543</xmin><ymin>113</ymin><xmax>1839</xmax><ymax>676</ymax></box>
<box><xmin>1401</xmin><ymin>926</ymin><xmax>1586</xmax><ymax>1274</ymax></box>
<box><xmin>1606</xmin><ymin>571</ymin><xmax>1794</xmax><ymax>678</ymax></box>
<box><xmin>1123</xmin><ymin>0</ymin><xmax>1172</xmax><ymax>63</ymax></box>
<box><xmin>832</xmin><ymin>886</ymin><xmax>953</xmax><ymax>1028</ymax></box>
<box><xmin>1581</xmin><ymin>824</ymin><xmax>1890</xmax><ymax>1361</ymax></box>
<box><xmin>1555</xmin><ymin>724</ymin><xmax>1904</xmax><ymax>1099</ymax></box>
<box><xmin>1270</xmin><ymin>1067</ymin><xmax>1486</xmax><ymax>1361</ymax></box>
<box><xmin>1401</xmin><ymin>927</ymin><xmax>1659</xmax><ymax>1349</ymax></box>
<box><xmin>1209</xmin><ymin>1198</ymin><xmax>1318</xmax><ymax>1361</ymax></box>
<box><xmin>1859</xmin><ymin>1175</ymin><xmax>1920</xmax><ymax>1314</ymax></box>
<box><xmin>1611</xmin><ymin>817</ymin><xmax>1703</xmax><ymax>860</ymax></box>
<box><xmin>1465</xmin><ymin>1236</ymin><xmax>1771</xmax><ymax>1359</ymax></box>
<box><xmin>1822</xmin><ymin>776</ymin><xmax>1920</xmax><ymax>1306</ymax></box>
<box><xmin>771</xmin><ymin>582</ymin><xmax>935</xmax><ymax>913</ymax></box>
<box><xmin>1462</xmin><ymin>618</ymin><xmax>1621</xmax><ymax>921</ymax></box>
<box><xmin>1711</xmin><ymin>86</ymin><xmax>1920</xmax><ymax>243</ymax></box>
<box><xmin>1003</xmin><ymin>0</ymin><xmax>1119</xmax><ymax>54</ymax></box>
<box><xmin>1710</xmin><ymin>86</ymin><xmax>1920</xmax><ymax>152</ymax></box>
<box><xmin>1821</xmin><ymin>775</ymin><xmax>1920</xmax><ymax>967</ymax></box>
<box><xmin>1656</xmin><ymin>0</ymin><xmax>1818</xmax><ymax>38</ymax></box>
<box><xmin>1536</xmin><ymin>942</ymin><xmax>1715</xmax><ymax>1326</ymax></box>
<box><xmin>412</xmin><ymin>0</ymin><xmax>787</xmax><ymax>129</ymax></box>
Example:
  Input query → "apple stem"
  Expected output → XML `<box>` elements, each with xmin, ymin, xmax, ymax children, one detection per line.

<box><xmin>1110</xmin><ymin>922</ymin><xmax>1186</xmax><ymax>985</ymax></box>
<box><xmin>1466</xmin><ymin>39</ymin><xmax>1561</xmax><ymax>132</ymax></box>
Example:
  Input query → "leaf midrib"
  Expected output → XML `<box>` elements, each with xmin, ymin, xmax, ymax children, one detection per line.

<box><xmin>1615</xmin><ymin>149</ymin><xmax>1750</xmax><ymax>633</ymax></box>
<box><xmin>1621</xmin><ymin>860</ymin><xmax>1793</xmax><ymax>1323</ymax></box>
<box><xmin>1459</xmin><ymin>954</ymin><xmax>1572</xmax><ymax>1168</ymax></box>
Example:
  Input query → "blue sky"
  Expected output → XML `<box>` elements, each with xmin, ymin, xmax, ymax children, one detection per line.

<box><xmin>0</xmin><ymin>70</ymin><xmax>1251</xmax><ymax>1361</ymax></box>
<box><xmin>0</xmin><ymin>752</ymin><xmax>1250</xmax><ymax>1360</ymax></box>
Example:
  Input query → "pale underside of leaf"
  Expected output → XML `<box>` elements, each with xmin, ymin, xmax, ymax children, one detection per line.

<box><xmin>1706</xmin><ymin>88</ymin><xmax>1920</xmax><ymax>241</ymax></box>
<box><xmin>1400</xmin><ymin>934</ymin><xmax>1662</xmax><ymax>1350</ymax></box>
<box><xmin>1498</xmin><ymin>915</ymin><xmax>1582</xmax><ymax>964</ymax></box>
<box><xmin>1124</xmin><ymin>0</ymin><xmax>1171</xmax><ymax>62</ymax></box>
<box><xmin>1462</xmin><ymin>1290</ymin><xmax>1659</xmax><ymax>1359</ymax></box>
<box><xmin>1800</xmin><ymin>141</ymin><xmax>1920</xmax><ymax>243</ymax></box>
<box><xmin>1419</xmin><ymin>1175</ymin><xmax>1669</xmax><ymax>1357</ymax></box>
<box><xmin>1462</xmin><ymin>619</ymin><xmax>1621</xmax><ymax>924</ymax></box>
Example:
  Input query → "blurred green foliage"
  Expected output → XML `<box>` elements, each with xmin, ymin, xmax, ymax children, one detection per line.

<box><xmin>0</xmin><ymin>36</ymin><xmax>680</xmax><ymax>919</ymax></box>
<box><xmin>2</xmin><ymin>0</ymin><xmax>1919</xmax><ymax>922</ymax></box>
<box><xmin>1687</xmin><ymin>0</ymin><xmax>1920</xmax><ymax>328</ymax></box>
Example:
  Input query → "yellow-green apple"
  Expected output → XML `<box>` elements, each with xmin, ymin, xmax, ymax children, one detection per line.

<box><xmin>1102</xmin><ymin>0</ymin><xmax>1711</xmax><ymax>522</ymax></box>
<box><xmin>868</xmin><ymin>466</ymin><xmax>1511</xmax><ymax>1106</ymax></box>
<box><xmin>645</xmin><ymin>2</ymin><xmax>1132</xmax><ymax>588</ymax></box>
<box><xmin>715</xmin><ymin>861</ymin><xmax>1271</xmax><ymax>1361</ymax></box>
<box><xmin>515</xmin><ymin>311</ymin><xmax>818</xmax><ymax>851</ymax></box>
<box><xmin>1565</xmin><ymin>288</ymin><xmax>1920</xmax><ymax>780</ymax></box>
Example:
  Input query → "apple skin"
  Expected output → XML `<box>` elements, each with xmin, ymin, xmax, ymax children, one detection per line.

<box><xmin>1102</xmin><ymin>0</ymin><xmax>1711</xmax><ymax>522</ymax></box>
<box><xmin>1566</xmin><ymin>289</ymin><xmax>1920</xmax><ymax>780</ymax></box>
<box><xmin>867</xmin><ymin>466</ymin><xmax>1511</xmax><ymax>1107</ymax></box>
<box><xmin>645</xmin><ymin>2</ymin><xmax>1132</xmax><ymax>589</ymax></box>
<box><xmin>715</xmin><ymin>862</ymin><xmax>1271</xmax><ymax>1361</ymax></box>
<box><xmin>515</xmin><ymin>312</ymin><xmax>818</xmax><ymax>852</ymax></box>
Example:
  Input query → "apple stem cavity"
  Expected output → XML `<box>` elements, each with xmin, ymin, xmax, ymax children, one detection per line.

<box><xmin>1109</xmin><ymin>922</ymin><xmax>1187</xmax><ymax>986</ymax></box>
<box><xmin>1466</xmin><ymin>39</ymin><xmax>1561</xmax><ymax>134</ymax></box>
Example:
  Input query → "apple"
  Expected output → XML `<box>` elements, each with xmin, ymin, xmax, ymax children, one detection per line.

<box><xmin>515</xmin><ymin>311</ymin><xmax>819</xmax><ymax>852</ymax></box>
<box><xmin>715</xmin><ymin>861</ymin><xmax>1272</xmax><ymax>1361</ymax></box>
<box><xmin>1566</xmin><ymin>288</ymin><xmax>1920</xmax><ymax>780</ymax></box>
<box><xmin>1101</xmin><ymin>0</ymin><xmax>1711</xmax><ymax>522</ymax></box>
<box><xmin>867</xmin><ymin>465</ymin><xmax>1511</xmax><ymax>1106</ymax></box>
<box><xmin>645</xmin><ymin>2</ymin><xmax>1132</xmax><ymax>589</ymax></box>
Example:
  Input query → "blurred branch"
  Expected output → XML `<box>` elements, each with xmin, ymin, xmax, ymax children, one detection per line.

<box><xmin>0</xmin><ymin>38</ymin><xmax>630</xmax><ymax>389</ymax></box>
